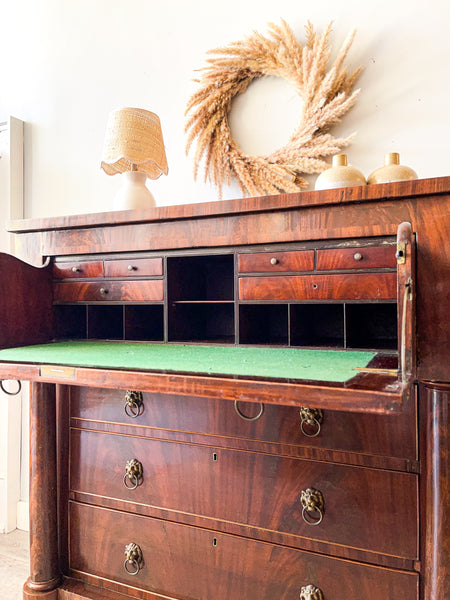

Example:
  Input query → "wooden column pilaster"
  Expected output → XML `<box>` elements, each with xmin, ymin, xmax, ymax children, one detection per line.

<box><xmin>421</xmin><ymin>382</ymin><xmax>450</xmax><ymax>600</ymax></box>
<box><xmin>23</xmin><ymin>382</ymin><xmax>61</xmax><ymax>599</ymax></box>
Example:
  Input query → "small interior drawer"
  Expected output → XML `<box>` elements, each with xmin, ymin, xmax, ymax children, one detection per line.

<box><xmin>104</xmin><ymin>257</ymin><xmax>163</xmax><ymax>277</ymax></box>
<box><xmin>316</xmin><ymin>245</ymin><xmax>396</xmax><ymax>270</ymax></box>
<box><xmin>54</xmin><ymin>280</ymin><xmax>164</xmax><ymax>303</ymax></box>
<box><xmin>237</xmin><ymin>250</ymin><xmax>315</xmax><ymax>273</ymax></box>
<box><xmin>239</xmin><ymin>272</ymin><xmax>397</xmax><ymax>301</ymax></box>
<box><xmin>53</xmin><ymin>260</ymin><xmax>104</xmax><ymax>279</ymax></box>
<box><xmin>70</xmin><ymin>502</ymin><xmax>419</xmax><ymax>600</ymax></box>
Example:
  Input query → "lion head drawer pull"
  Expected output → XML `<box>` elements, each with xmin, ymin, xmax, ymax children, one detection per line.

<box><xmin>124</xmin><ymin>542</ymin><xmax>144</xmax><ymax>575</ymax></box>
<box><xmin>124</xmin><ymin>390</ymin><xmax>144</xmax><ymax>418</ymax></box>
<box><xmin>300</xmin><ymin>488</ymin><xmax>324</xmax><ymax>526</ymax></box>
<box><xmin>300</xmin><ymin>584</ymin><xmax>324</xmax><ymax>600</ymax></box>
<box><xmin>123</xmin><ymin>459</ymin><xmax>144</xmax><ymax>490</ymax></box>
<box><xmin>299</xmin><ymin>407</ymin><xmax>323</xmax><ymax>437</ymax></box>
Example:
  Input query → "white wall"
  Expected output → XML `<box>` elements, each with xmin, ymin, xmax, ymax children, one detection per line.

<box><xmin>0</xmin><ymin>118</ymin><xmax>25</xmax><ymax>533</ymax></box>
<box><xmin>1</xmin><ymin>0</ymin><xmax>450</xmax><ymax>219</ymax></box>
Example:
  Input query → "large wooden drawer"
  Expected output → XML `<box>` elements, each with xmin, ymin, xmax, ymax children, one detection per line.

<box><xmin>239</xmin><ymin>272</ymin><xmax>397</xmax><ymax>301</ymax></box>
<box><xmin>70</xmin><ymin>429</ymin><xmax>418</xmax><ymax>559</ymax></box>
<box><xmin>70</xmin><ymin>387</ymin><xmax>417</xmax><ymax>461</ymax></box>
<box><xmin>70</xmin><ymin>502</ymin><xmax>418</xmax><ymax>600</ymax></box>
<box><xmin>54</xmin><ymin>280</ymin><xmax>164</xmax><ymax>302</ymax></box>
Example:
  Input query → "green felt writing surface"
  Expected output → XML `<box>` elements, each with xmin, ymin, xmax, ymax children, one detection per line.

<box><xmin>0</xmin><ymin>341</ymin><xmax>377</xmax><ymax>382</ymax></box>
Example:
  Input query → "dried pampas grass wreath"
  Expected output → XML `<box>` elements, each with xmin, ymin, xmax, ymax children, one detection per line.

<box><xmin>185</xmin><ymin>20</ymin><xmax>362</xmax><ymax>197</ymax></box>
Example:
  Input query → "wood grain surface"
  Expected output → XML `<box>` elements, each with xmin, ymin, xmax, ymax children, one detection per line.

<box><xmin>69</xmin><ymin>502</ymin><xmax>419</xmax><ymax>600</ymax></box>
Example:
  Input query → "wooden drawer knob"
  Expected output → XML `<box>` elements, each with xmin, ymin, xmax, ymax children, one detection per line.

<box><xmin>124</xmin><ymin>542</ymin><xmax>144</xmax><ymax>575</ymax></box>
<box><xmin>300</xmin><ymin>585</ymin><xmax>324</xmax><ymax>600</ymax></box>
<box><xmin>299</xmin><ymin>407</ymin><xmax>323</xmax><ymax>437</ymax></box>
<box><xmin>300</xmin><ymin>488</ymin><xmax>324</xmax><ymax>526</ymax></box>
<box><xmin>123</xmin><ymin>459</ymin><xmax>144</xmax><ymax>490</ymax></box>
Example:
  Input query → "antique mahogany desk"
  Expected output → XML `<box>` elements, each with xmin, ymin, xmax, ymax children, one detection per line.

<box><xmin>0</xmin><ymin>177</ymin><xmax>448</xmax><ymax>600</ymax></box>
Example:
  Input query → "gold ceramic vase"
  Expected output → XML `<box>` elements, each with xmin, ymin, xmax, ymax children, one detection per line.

<box><xmin>367</xmin><ymin>152</ymin><xmax>418</xmax><ymax>185</ymax></box>
<box><xmin>315</xmin><ymin>154</ymin><xmax>366</xmax><ymax>190</ymax></box>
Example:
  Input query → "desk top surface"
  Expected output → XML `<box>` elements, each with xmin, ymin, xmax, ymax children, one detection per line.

<box><xmin>7</xmin><ymin>176</ymin><xmax>450</xmax><ymax>234</ymax></box>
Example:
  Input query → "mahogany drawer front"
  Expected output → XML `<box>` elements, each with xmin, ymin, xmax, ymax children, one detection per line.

<box><xmin>104</xmin><ymin>257</ymin><xmax>163</xmax><ymax>278</ymax></box>
<box><xmin>54</xmin><ymin>280</ymin><xmax>164</xmax><ymax>302</ymax></box>
<box><xmin>237</xmin><ymin>250</ymin><xmax>315</xmax><ymax>273</ymax></box>
<box><xmin>71</xmin><ymin>429</ymin><xmax>418</xmax><ymax>558</ymax></box>
<box><xmin>70</xmin><ymin>502</ymin><xmax>419</xmax><ymax>600</ymax></box>
<box><xmin>53</xmin><ymin>260</ymin><xmax>104</xmax><ymax>279</ymax></box>
<box><xmin>316</xmin><ymin>245</ymin><xmax>397</xmax><ymax>270</ymax></box>
<box><xmin>238</xmin><ymin>272</ymin><xmax>397</xmax><ymax>300</ymax></box>
<box><xmin>71</xmin><ymin>387</ymin><xmax>417</xmax><ymax>460</ymax></box>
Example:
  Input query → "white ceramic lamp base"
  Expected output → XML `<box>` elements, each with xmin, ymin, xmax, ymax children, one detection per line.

<box><xmin>113</xmin><ymin>171</ymin><xmax>156</xmax><ymax>210</ymax></box>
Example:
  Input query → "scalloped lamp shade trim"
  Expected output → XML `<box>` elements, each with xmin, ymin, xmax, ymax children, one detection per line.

<box><xmin>101</xmin><ymin>107</ymin><xmax>168</xmax><ymax>179</ymax></box>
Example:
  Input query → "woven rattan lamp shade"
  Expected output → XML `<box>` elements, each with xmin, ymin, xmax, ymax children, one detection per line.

<box><xmin>101</xmin><ymin>107</ymin><xmax>168</xmax><ymax>179</ymax></box>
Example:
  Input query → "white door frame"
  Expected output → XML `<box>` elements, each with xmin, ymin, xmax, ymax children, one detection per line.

<box><xmin>0</xmin><ymin>116</ymin><xmax>26</xmax><ymax>533</ymax></box>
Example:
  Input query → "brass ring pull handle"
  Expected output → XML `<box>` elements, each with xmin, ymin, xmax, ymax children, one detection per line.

<box><xmin>123</xmin><ymin>459</ymin><xmax>143</xmax><ymax>490</ymax></box>
<box><xmin>299</xmin><ymin>407</ymin><xmax>323</xmax><ymax>438</ymax></box>
<box><xmin>234</xmin><ymin>401</ymin><xmax>264</xmax><ymax>421</ymax></box>
<box><xmin>37</xmin><ymin>256</ymin><xmax>51</xmax><ymax>268</ymax></box>
<box><xmin>124</xmin><ymin>542</ymin><xmax>144</xmax><ymax>575</ymax></box>
<box><xmin>124</xmin><ymin>391</ymin><xmax>144</xmax><ymax>418</ymax></box>
<box><xmin>0</xmin><ymin>380</ymin><xmax>22</xmax><ymax>396</ymax></box>
<box><xmin>300</xmin><ymin>584</ymin><xmax>324</xmax><ymax>600</ymax></box>
<box><xmin>300</xmin><ymin>488</ymin><xmax>324</xmax><ymax>526</ymax></box>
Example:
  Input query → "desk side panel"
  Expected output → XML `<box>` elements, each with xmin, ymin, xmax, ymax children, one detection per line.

<box><xmin>0</xmin><ymin>253</ymin><xmax>53</xmax><ymax>349</ymax></box>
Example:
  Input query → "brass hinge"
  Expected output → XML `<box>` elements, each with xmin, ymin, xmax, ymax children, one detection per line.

<box><xmin>396</xmin><ymin>241</ymin><xmax>407</xmax><ymax>264</ymax></box>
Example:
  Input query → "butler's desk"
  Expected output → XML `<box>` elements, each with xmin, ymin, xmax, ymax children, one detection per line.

<box><xmin>0</xmin><ymin>177</ymin><xmax>448</xmax><ymax>600</ymax></box>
